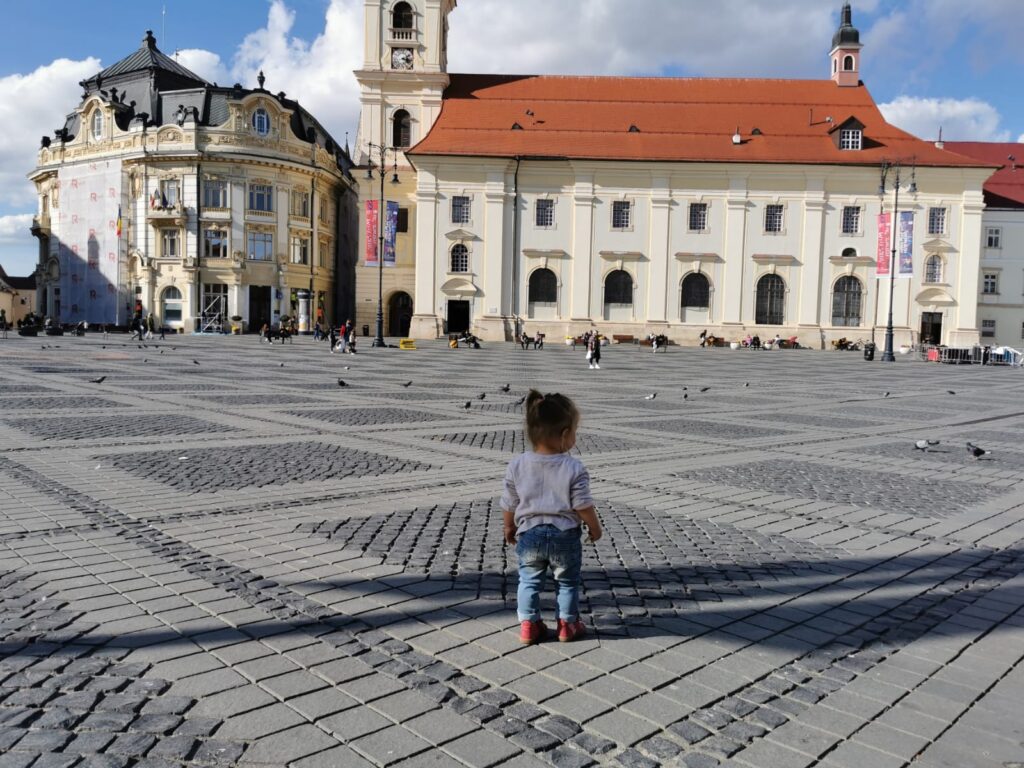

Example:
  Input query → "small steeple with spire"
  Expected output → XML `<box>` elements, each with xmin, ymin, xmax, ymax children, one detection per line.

<box><xmin>830</xmin><ymin>2</ymin><xmax>863</xmax><ymax>87</ymax></box>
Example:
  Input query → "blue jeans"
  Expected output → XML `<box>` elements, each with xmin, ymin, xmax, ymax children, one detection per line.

<box><xmin>516</xmin><ymin>524</ymin><xmax>582</xmax><ymax>622</ymax></box>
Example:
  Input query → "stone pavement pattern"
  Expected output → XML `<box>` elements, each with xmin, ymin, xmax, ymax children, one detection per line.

<box><xmin>0</xmin><ymin>334</ymin><xmax>1023</xmax><ymax>768</ymax></box>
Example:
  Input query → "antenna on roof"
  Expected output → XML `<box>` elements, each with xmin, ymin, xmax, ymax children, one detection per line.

<box><xmin>161</xmin><ymin>5</ymin><xmax>166</xmax><ymax>51</ymax></box>
<box><xmin>1010</xmin><ymin>155</ymin><xmax>1018</xmax><ymax>172</ymax></box>
<box><xmin>935</xmin><ymin>126</ymin><xmax>944</xmax><ymax>150</ymax></box>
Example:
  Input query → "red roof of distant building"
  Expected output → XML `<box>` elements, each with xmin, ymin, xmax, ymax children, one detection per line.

<box><xmin>410</xmin><ymin>74</ymin><xmax>993</xmax><ymax>169</ymax></box>
<box><xmin>944</xmin><ymin>142</ymin><xmax>1024</xmax><ymax>208</ymax></box>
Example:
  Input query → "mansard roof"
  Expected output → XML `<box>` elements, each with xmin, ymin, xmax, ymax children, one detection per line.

<box><xmin>944</xmin><ymin>142</ymin><xmax>1024</xmax><ymax>208</ymax></box>
<box><xmin>409</xmin><ymin>74</ymin><xmax>992</xmax><ymax>170</ymax></box>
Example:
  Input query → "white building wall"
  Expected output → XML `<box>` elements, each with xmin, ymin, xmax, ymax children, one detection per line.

<box><xmin>978</xmin><ymin>208</ymin><xmax>1024</xmax><ymax>347</ymax></box>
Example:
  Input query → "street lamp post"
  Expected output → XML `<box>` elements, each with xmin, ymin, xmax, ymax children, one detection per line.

<box><xmin>365</xmin><ymin>143</ymin><xmax>399</xmax><ymax>349</ymax></box>
<box><xmin>878</xmin><ymin>159</ymin><xmax>917</xmax><ymax>362</ymax></box>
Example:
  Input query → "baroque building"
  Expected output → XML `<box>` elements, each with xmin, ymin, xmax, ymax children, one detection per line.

<box><xmin>29</xmin><ymin>31</ymin><xmax>357</xmax><ymax>333</ymax></box>
<box><xmin>356</xmin><ymin>2</ymin><xmax>995</xmax><ymax>346</ymax></box>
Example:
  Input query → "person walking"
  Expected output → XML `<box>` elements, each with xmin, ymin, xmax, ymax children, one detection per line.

<box><xmin>145</xmin><ymin>313</ymin><xmax>155</xmax><ymax>340</ymax></box>
<box><xmin>586</xmin><ymin>331</ymin><xmax>601</xmax><ymax>369</ymax></box>
<box><xmin>0</xmin><ymin>308</ymin><xmax>7</xmax><ymax>339</ymax></box>
<box><xmin>501</xmin><ymin>390</ymin><xmax>602</xmax><ymax>645</ymax></box>
<box><xmin>328</xmin><ymin>324</ymin><xmax>340</xmax><ymax>353</ymax></box>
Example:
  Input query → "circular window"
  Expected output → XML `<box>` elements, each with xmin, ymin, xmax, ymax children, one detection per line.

<box><xmin>252</xmin><ymin>108</ymin><xmax>270</xmax><ymax>136</ymax></box>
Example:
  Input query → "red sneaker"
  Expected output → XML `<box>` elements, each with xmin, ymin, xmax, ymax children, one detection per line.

<box><xmin>557</xmin><ymin>618</ymin><xmax>586</xmax><ymax>642</ymax></box>
<box><xmin>519</xmin><ymin>620</ymin><xmax>547</xmax><ymax>645</ymax></box>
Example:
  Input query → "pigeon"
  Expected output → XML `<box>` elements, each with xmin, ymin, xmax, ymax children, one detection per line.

<box><xmin>500</xmin><ymin>384</ymin><xmax>511</xmax><ymax>393</ymax></box>
<box><xmin>193</xmin><ymin>360</ymin><xmax>200</xmax><ymax>365</ymax></box>
<box><xmin>337</xmin><ymin>379</ymin><xmax>348</xmax><ymax>387</ymax></box>
<box><xmin>464</xmin><ymin>401</ymin><xmax>472</xmax><ymax>409</ymax></box>
<box><xmin>343</xmin><ymin>366</ymin><xmax>351</xmax><ymax>370</ymax></box>
<box><xmin>477</xmin><ymin>393</ymin><xmax>486</xmax><ymax>400</ymax></box>
<box><xmin>966</xmin><ymin>442</ymin><xmax>990</xmax><ymax>459</ymax></box>
<box><xmin>681</xmin><ymin>386</ymin><xmax>687</xmax><ymax>391</ymax></box>
<box><xmin>883</xmin><ymin>392</ymin><xmax>891</xmax><ymax>398</ymax></box>
<box><xmin>138</xmin><ymin>345</ymin><xmax>143</xmax><ymax>349</ymax></box>
<box><xmin>280</xmin><ymin>363</ymin><xmax>285</xmax><ymax>367</ymax></box>
<box><xmin>700</xmin><ymin>387</ymin><xmax>710</xmax><ymax>393</ymax></box>
<box><xmin>914</xmin><ymin>439</ymin><xmax>940</xmax><ymax>451</ymax></box>
<box><xmin>744</xmin><ymin>382</ymin><xmax>750</xmax><ymax>387</ymax></box>
<box><xmin>644</xmin><ymin>393</ymin><xmax>657</xmax><ymax>400</ymax></box>
<box><xmin>89</xmin><ymin>376</ymin><xmax>107</xmax><ymax>384</ymax></box>
<box><xmin>159</xmin><ymin>350</ymin><xmax>164</xmax><ymax>354</ymax></box>
<box><xmin>101</xmin><ymin>345</ymin><xmax>106</xmax><ymax>349</ymax></box>
<box><xmin>947</xmin><ymin>390</ymin><xmax>956</xmax><ymax>395</ymax></box>
<box><xmin>682</xmin><ymin>393</ymin><xmax>688</xmax><ymax>400</ymax></box>
<box><xmin>515</xmin><ymin>395</ymin><xmax>527</xmax><ymax>406</ymax></box>
<box><xmin>143</xmin><ymin>359</ymin><xmax>148</xmax><ymax>363</ymax></box>
<box><xmin>401</xmin><ymin>381</ymin><xmax>413</xmax><ymax>388</ymax></box>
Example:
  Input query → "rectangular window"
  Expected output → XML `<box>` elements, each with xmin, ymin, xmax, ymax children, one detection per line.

<box><xmin>611</xmin><ymin>200</ymin><xmax>631</xmax><ymax>229</ymax></box>
<box><xmin>247</xmin><ymin>230</ymin><xmax>274</xmax><ymax>261</ymax></box>
<box><xmin>203</xmin><ymin>228</ymin><xmax>227</xmax><ymax>259</ymax></box>
<box><xmin>983</xmin><ymin>273</ymin><xmax>999</xmax><ymax>295</ymax></box>
<box><xmin>160</xmin><ymin>229</ymin><xmax>179</xmax><ymax>258</ymax></box>
<box><xmin>928</xmin><ymin>207</ymin><xmax>946</xmax><ymax>235</ymax></box>
<box><xmin>841</xmin><ymin>205</ymin><xmax>861</xmax><ymax>235</ymax></box>
<box><xmin>839</xmin><ymin>129</ymin><xmax>862</xmax><ymax>150</ymax></box>
<box><xmin>319</xmin><ymin>241</ymin><xmax>329</xmax><ymax>268</ymax></box>
<box><xmin>451</xmin><ymin>195</ymin><xmax>471</xmax><ymax>224</ymax></box>
<box><xmin>986</xmin><ymin>227</ymin><xmax>1002</xmax><ymax>249</ymax></box>
<box><xmin>202</xmin><ymin>180</ymin><xmax>228</xmax><ymax>209</ymax></box>
<box><xmin>397</xmin><ymin>207</ymin><xmax>409</xmax><ymax>233</ymax></box>
<box><xmin>764</xmin><ymin>204</ymin><xmax>784</xmax><ymax>233</ymax></box>
<box><xmin>535</xmin><ymin>199</ymin><xmax>554</xmax><ymax>227</ymax></box>
<box><xmin>159</xmin><ymin>180</ymin><xmax>179</xmax><ymax>207</ymax></box>
<box><xmin>249</xmin><ymin>184</ymin><xmax>274</xmax><ymax>212</ymax></box>
<box><xmin>290</xmin><ymin>236</ymin><xmax>309</xmax><ymax>265</ymax></box>
<box><xmin>319</xmin><ymin>196</ymin><xmax>330</xmax><ymax>223</ymax></box>
<box><xmin>292</xmin><ymin>191</ymin><xmax>310</xmax><ymax>218</ymax></box>
<box><xmin>981</xmin><ymin>319</ymin><xmax>996</xmax><ymax>338</ymax></box>
<box><xmin>688</xmin><ymin>203</ymin><xmax>708</xmax><ymax>232</ymax></box>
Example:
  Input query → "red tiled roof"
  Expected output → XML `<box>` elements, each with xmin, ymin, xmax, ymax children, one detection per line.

<box><xmin>410</xmin><ymin>74</ymin><xmax>993</xmax><ymax>169</ymax></box>
<box><xmin>944</xmin><ymin>142</ymin><xmax>1024</xmax><ymax>208</ymax></box>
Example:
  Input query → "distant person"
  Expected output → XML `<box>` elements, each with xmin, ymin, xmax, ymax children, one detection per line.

<box><xmin>0</xmin><ymin>308</ymin><xmax>7</xmax><ymax>339</ymax></box>
<box><xmin>586</xmin><ymin>331</ymin><xmax>601</xmax><ymax>370</ymax></box>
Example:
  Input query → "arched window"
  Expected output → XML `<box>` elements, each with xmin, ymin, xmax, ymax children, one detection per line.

<box><xmin>843</xmin><ymin>55</ymin><xmax>855</xmax><ymax>71</ymax></box>
<box><xmin>252</xmin><ymin>108</ymin><xmax>270</xmax><ymax>136</ymax></box>
<box><xmin>528</xmin><ymin>268</ymin><xmax>557</xmax><ymax>304</ymax></box>
<box><xmin>842</xmin><ymin>247</ymin><xmax>858</xmax><ymax>258</ymax></box>
<box><xmin>925</xmin><ymin>255</ymin><xmax>943</xmax><ymax>283</ymax></box>
<box><xmin>755</xmin><ymin>274</ymin><xmax>785</xmax><ymax>325</ymax></box>
<box><xmin>681</xmin><ymin>273</ymin><xmax>710</xmax><ymax>309</ymax></box>
<box><xmin>161</xmin><ymin>286</ymin><xmax>183</xmax><ymax>323</ymax></box>
<box><xmin>91</xmin><ymin>110</ymin><xmax>103</xmax><ymax>139</ymax></box>
<box><xmin>831</xmin><ymin>276</ymin><xmax>863</xmax><ymax>327</ymax></box>
<box><xmin>392</xmin><ymin>109</ymin><xmax>411</xmax><ymax>148</ymax></box>
<box><xmin>392</xmin><ymin>1</ymin><xmax>414</xmax><ymax>29</ymax></box>
<box><xmin>450</xmin><ymin>243</ymin><xmax>469</xmax><ymax>273</ymax></box>
<box><xmin>604</xmin><ymin>270</ymin><xmax>633</xmax><ymax>306</ymax></box>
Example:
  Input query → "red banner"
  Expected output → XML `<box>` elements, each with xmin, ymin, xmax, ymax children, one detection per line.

<box><xmin>365</xmin><ymin>200</ymin><xmax>379</xmax><ymax>265</ymax></box>
<box><xmin>876</xmin><ymin>213</ymin><xmax>891</xmax><ymax>277</ymax></box>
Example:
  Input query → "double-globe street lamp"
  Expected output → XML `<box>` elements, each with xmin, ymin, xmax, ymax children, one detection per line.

<box><xmin>365</xmin><ymin>143</ymin><xmax>400</xmax><ymax>349</ymax></box>
<box><xmin>878</xmin><ymin>159</ymin><xmax>917</xmax><ymax>362</ymax></box>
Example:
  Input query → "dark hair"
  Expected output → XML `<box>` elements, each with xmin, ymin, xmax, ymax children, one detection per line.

<box><xmin>525</xmin><ymin>389</ymin><xmax>580</xmax><ymax>449</ymax></box>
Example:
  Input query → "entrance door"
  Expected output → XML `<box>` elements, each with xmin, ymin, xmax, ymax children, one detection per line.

<box><xmin>388</xmin><ymin>292</ymin><xmax>413</xmax><ymax>337</ymax></box>
<box><xmin>249</xmin><ymin>286</ymin><xmax>272</xmax><ymax>332</ymax></box>
<box><xmin>920</xmin><ymin>312</ymin><xmax>943</xmax><ymax>345</ymax></box>
<box><xmin>447</xmin><ymin>300</ymin><xmax>470</xmax><ymax>334</ymax></box>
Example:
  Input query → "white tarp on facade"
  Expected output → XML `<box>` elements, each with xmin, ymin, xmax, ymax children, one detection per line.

<box><xmin>57</xmin><ymin>159</ymin><xmax>123</xmax><ymax>324</ymax></box>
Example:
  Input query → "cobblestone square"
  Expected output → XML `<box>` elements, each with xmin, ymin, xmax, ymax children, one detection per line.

<box><xmin>1</xmin><ymin>335</ymin><xmax>1023</xmax><ymax>767</ymax></box>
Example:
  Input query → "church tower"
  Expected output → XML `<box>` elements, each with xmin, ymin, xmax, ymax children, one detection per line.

<box><xmin>830</xmin><ymin>2</ymin><xmax>862</xmax><ymax>87</ymax></box>
<box><xmin>354</xmin><ymin>0</ymin><xmax>456</xmax><ymax>164</ymax></box>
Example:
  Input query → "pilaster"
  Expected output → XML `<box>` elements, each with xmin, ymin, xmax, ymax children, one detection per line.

<box><xmin>570</xmin><ymin>175</ymin><xmax>595</xmax><ymax>320</ymax></box>
<box><xmin>721</xmin><ymin>177</ymin><xmax>749</xmax><ymax>325</ymax></box>
<box><xmin>646</xmin><ymin>180</ymin><xmax>672</xmax><ymax>323</ymax></box>
<box><xmin>797</xmin><ymin>187</ymin><xmax>827</xmax><ymax>327</ymax></box>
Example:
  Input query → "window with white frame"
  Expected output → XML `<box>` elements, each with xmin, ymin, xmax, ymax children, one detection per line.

<box><xmin>160</xmin><ymin>229</ymin><xmax>179</xmax><ymax>259</ymax></box>
<box><xmin>249</xmin><ymin>184</ymin><xmax>273</xmax><ymax>212</ymax></box>
<box><xmin>839</xmin><ymin>129</ymin><xmax>862</xmax><ymax>150</ymax></box>
<box><xmin>535</xmin><ymin>199</ymin><xmax>554</xmax><ymax>227</ymax></box>
<box><xmin>764</xmin><ymin>204</ymin><xmax>784</xmax><ymax>233</ymax></box>
<box><xmin>925</xmin><ymin>255</ymin><xmax>943</xmax><ymax>283</ymax></box>
<box><xmin>451</xmin><ymin>195</ymin><xmax>471</xmax><ymax>224</ymax></box>
<box><xmin>252</xmin><ymin>108</ymin><xmax>271</xmax><ymax>136</ymax></box>
<box><xmin>928</xmin><ymin>207</ymin><xmax>947</xmax><ymax>235</ymax></box>
<box><xmin>688</xmin><ymin>202</ymin><xmax>708</xmax><ymax>232</ymax></box>
<box><xmin>202</xmin><ymin>180</ymin><xmax>228</xmax><ymax>209</ymax></box>
<box><xmin>841</xmin><ymin>205</ymin><xmax>861</xmax><ymax>235</ymax></box>
<box><xmin>450</xmin><ymin>243</ymin><xmax>469</xmax><ymax>273</ymax></box>
<box><xmin>202</xmin><ymin>228</ymin><xmax>227</xmax><ymax>259</ymax></box>
<box><xmin>290</xmin><ymin>236</ymin><xmax>310</xmax><ymax>265</ymax></box>
<box><xmin>983</xmin><ymin>273</ymin><xmax>999</xmax><ymax>294</ymax></box>
<box><xmin>611</xmin><ymin>200</ymin><xmax>631</xmax><ymax>230</ymax></box>
<box><xmin>247</xmin><ymin>230</ymin><xmax>274</xmax><ymax>261</ymax></box>
<box><xmin>986</xmin><ymin>227</ymin><xmax>1002</xmax><ymax>248</ymax></box>
<box><xmin>159</xmin><ymin>180</ymin><xmax>179</xmax><ymax>208</ymax></box>
<box><xmin>981</xmin><ymin>319</ymin><xmax>996</xmax><ymax>338</ymax></box>
<box><xmin>292</xmin><ymin>191</ymin><xmax>310</xmax><ymax>218</ymax></box>
<box><xmin>91</xmin><ymin>110</ymin><xmax>103</xmax><ymax>139</ymax></box>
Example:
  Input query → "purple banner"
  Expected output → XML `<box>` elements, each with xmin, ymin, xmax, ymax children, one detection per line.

<box><xmin>384</xmin><ymin>201</ymin><xmax>398</xmax><ymax>267</ymax></box>
<box><xmin>897</xmin><ymin>211</ymin><xmax>914</xmax><ymax>278</ymax></box>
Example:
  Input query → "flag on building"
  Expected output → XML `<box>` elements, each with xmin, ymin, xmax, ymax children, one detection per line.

<box><xmin>116</xmin><ymin>205</ymin><xmax>122</xmax><ymax>238</ymax></box>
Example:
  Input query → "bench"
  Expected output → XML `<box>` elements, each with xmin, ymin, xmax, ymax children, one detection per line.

<box><xmin>612</xmin><ymin>334</ymin><xmax>635</xmax><ymax>344</ymax></box>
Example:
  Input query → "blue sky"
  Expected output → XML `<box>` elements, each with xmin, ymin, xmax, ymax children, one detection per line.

<box><xmin>1</xmin><ymin>0</ymin><xmax>1022</xmax><ymax>277</ymax></box>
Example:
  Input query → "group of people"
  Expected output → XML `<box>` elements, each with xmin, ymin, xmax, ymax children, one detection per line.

<box><xmin>581</xmin><ymin>330</ymin><xmax>602</xmax><ymax>369</ymax></box>
<box><xmin>130</xmin><ymin>312</ymin><xmax>164</xmax><ymax>341</ymax></box>
<box><xmin>519</xmin><ymin>331</ymin><xmax>545</xmax><ymax>350</ymax></box>
<box><xmin>326</xmin><ymin>319</ymin><xmax>357</xmax><ymax>354</ymax></box>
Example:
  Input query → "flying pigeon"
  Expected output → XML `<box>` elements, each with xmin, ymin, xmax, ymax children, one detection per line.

<box><xmin>644</xmin><ymin>393</ymin><xmax>657</xmax><ymax>400</ymax></box>
<box><xmin>515</xmin><ymin>395</ymin><xmax>526</xmax><ymax>406</ymax></box>
<box><xmin>700</xmin><ymin>387</ymin><xmax>710</xmax><ymax>393</ymax></box>
<box><xmin>402</xmin><ymin>381</ymin><xmax>413</xmax><ymax>387</ymax></box>
<box><xmin>337</xmin><ymin>379</ymin><xmax>348</xmax><ymax>387</ymax></box>
<box><xmin>681</xmin><ymin>386</ymin><xmax>687</xmax><ymax>391</ymax></box>
<box><xmin>89</xmin><ymin>376</ymin><xmax>106</xmax><ymax>384</ymax></box>
<box><xmin>966</xmin><ymin>442</ymin><xmax>990</xmax><ymax>459</ymax></box>
<box><xmin>464</xmin><ymin>401</ymin><xmax>472</xmax><ymax>409</ymax></box>
<box><xmin>477</xmin><ymin>393</ymin><xmax>486</xmax><ymax>400</ymax></box>
<box><xmin>193</xmin><ymin>360</ymin><xmax>200</xmax><ymax>365</ymax></box>
<box><xmin>947</xmin><ymin>390</ymin><xmax>956</xmax><ymax>395</ymax></box>
<box><xmin>744</xmin><ymin>382</ymin><xmax>750</xmax><ymax>387</ymax></box>
<box><xmin>883</xmin><ymin>392</ymin><xmax>891</xmax><ymax>398</ymax></box>
<box><xmin>914</xmin><ymin>439</ymin><xmax>940</xmax><ymax>451</ymax></box>
<box><xmin>500</xmin><ymin>384</ymin><xmax>511</xmax><ymax>393</ymax></box>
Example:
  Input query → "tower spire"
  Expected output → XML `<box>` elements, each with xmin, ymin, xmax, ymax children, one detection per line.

<box><xmin>830</xmin><ymin>2</ymin><xmax>863</xmax><ymax>87</ymax></box>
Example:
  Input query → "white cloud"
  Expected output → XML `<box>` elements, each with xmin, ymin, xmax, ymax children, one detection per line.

<box><xmin>0</xmin><ymin>213</ymin><xmax>39</xmax><ymax>277</ymax></box>
<box><xmin>879</xmin><ymin>95</ymin><xmax>1010</xmax><ymax>142</ymax></box>
<box><xmin>174</xmin><ymin>49</ymin><xmax>230</xmax><ymax>87</ymax></box>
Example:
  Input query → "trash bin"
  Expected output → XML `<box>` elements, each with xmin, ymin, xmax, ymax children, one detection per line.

<box><xmin>362</xmin><ymin>324</ymin><xmax>370</xmax><ymax>337</ymax></box>
<box><xmin>863</xmin><ymin>342</ymin><xmax>876</xmax><ymax>361</ymax></box>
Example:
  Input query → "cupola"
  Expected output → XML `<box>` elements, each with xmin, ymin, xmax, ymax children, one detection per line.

<box><xmin>830</xmin><ymin>3</ymin><xmax>862</xmax><ymax>87</ymax></box>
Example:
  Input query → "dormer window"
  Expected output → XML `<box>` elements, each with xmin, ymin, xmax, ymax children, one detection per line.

<box><xmin>252</xmin><ymin>108</ymin><xmax>270</xmax><ymax>136</ymax></box>
<box><xmin>91</xmin><ymin>110</ymin><xmax>103</xmax><ymax>139</ymax></box>
<box><xmin>839</xmin><ymin>128</ymin><xmax>862</xmax><ymax>150</ymax></box>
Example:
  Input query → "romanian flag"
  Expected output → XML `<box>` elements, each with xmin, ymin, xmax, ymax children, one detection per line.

<box><xmin>116</xmin><ymin>205</ymin><xmax>123</xmax><ymax>238</ymax></box>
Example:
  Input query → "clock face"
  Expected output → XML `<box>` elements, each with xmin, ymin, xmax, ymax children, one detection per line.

<box><xmin>391</xmin><ymin>48</ymin><xmax>414</xmax><ymax>70</ymax></box>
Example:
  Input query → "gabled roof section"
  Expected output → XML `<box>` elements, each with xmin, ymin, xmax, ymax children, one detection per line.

<box><xmin>409</xmin><ymin>74</ymin><xmax>994</xmax><ymax>169</ymax></box>
<box><xmin>0</xmin><ymin>263</ymin><xmax>35</xmax><ymax>291</ymax></box>
<box><xmin>944</xmin><ymin>142</ymin><xmax>1024</xmax><ymax>208</ymax></box>
<box><xmin>91</xmin><ymin>30</ymin><xmax>208</xmax><ymax>86</ymax></box>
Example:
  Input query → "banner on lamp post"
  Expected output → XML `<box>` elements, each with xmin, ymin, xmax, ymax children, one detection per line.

<box><xmin>365</xmin><ymin>200</ymin><xmax>379</xmax><ymax>266</ymax></box>
<box><xmin>384</xmin><ymin>201</ymin><xmax>398</xmax><ymax>267</ymax></box>
<box><xmin>876</xmin><ymin>212</ymin><xmax>891</xmax><ymax>277</ymax></box>
<box><xmin>897</xmin><ymin>211</ymin><xmax>914</xmax><ymax>278</ymax></box>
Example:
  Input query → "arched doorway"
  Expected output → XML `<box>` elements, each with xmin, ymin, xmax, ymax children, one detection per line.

<box><xmin>680</xmin><ymin>273</ymin><xmax>710</xmax><ymax>323</ymax></box>
<box><xmin>755</xmin><ymin>274</ymin><xmax>785</xmax><ymax>325</ymax></box>
<box><xmin>603</xmin><ymin>269</ymin><xmax>634</xmax><ymax>322</ymax></box>
<box><xmin>388</xmin><ymin>291</ymin><xmax>413</xmax><ymax>337</ymax></box>
<box><xmin>527</xmin><ymin>268</ymin><xmax>557</xmax><ymax>319</ymax></box>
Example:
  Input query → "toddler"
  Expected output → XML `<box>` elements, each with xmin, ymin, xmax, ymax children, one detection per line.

<box><xmin>501</xmin><ymin>390</ymin><xmax>602</xmax><ymax>644</ymax></box>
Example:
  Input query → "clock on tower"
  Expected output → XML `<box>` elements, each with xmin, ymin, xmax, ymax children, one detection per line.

<box><xmin>391</xmin><ymin>48</ymin><xmax>414</xmax><ymax>70</ymax></box>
